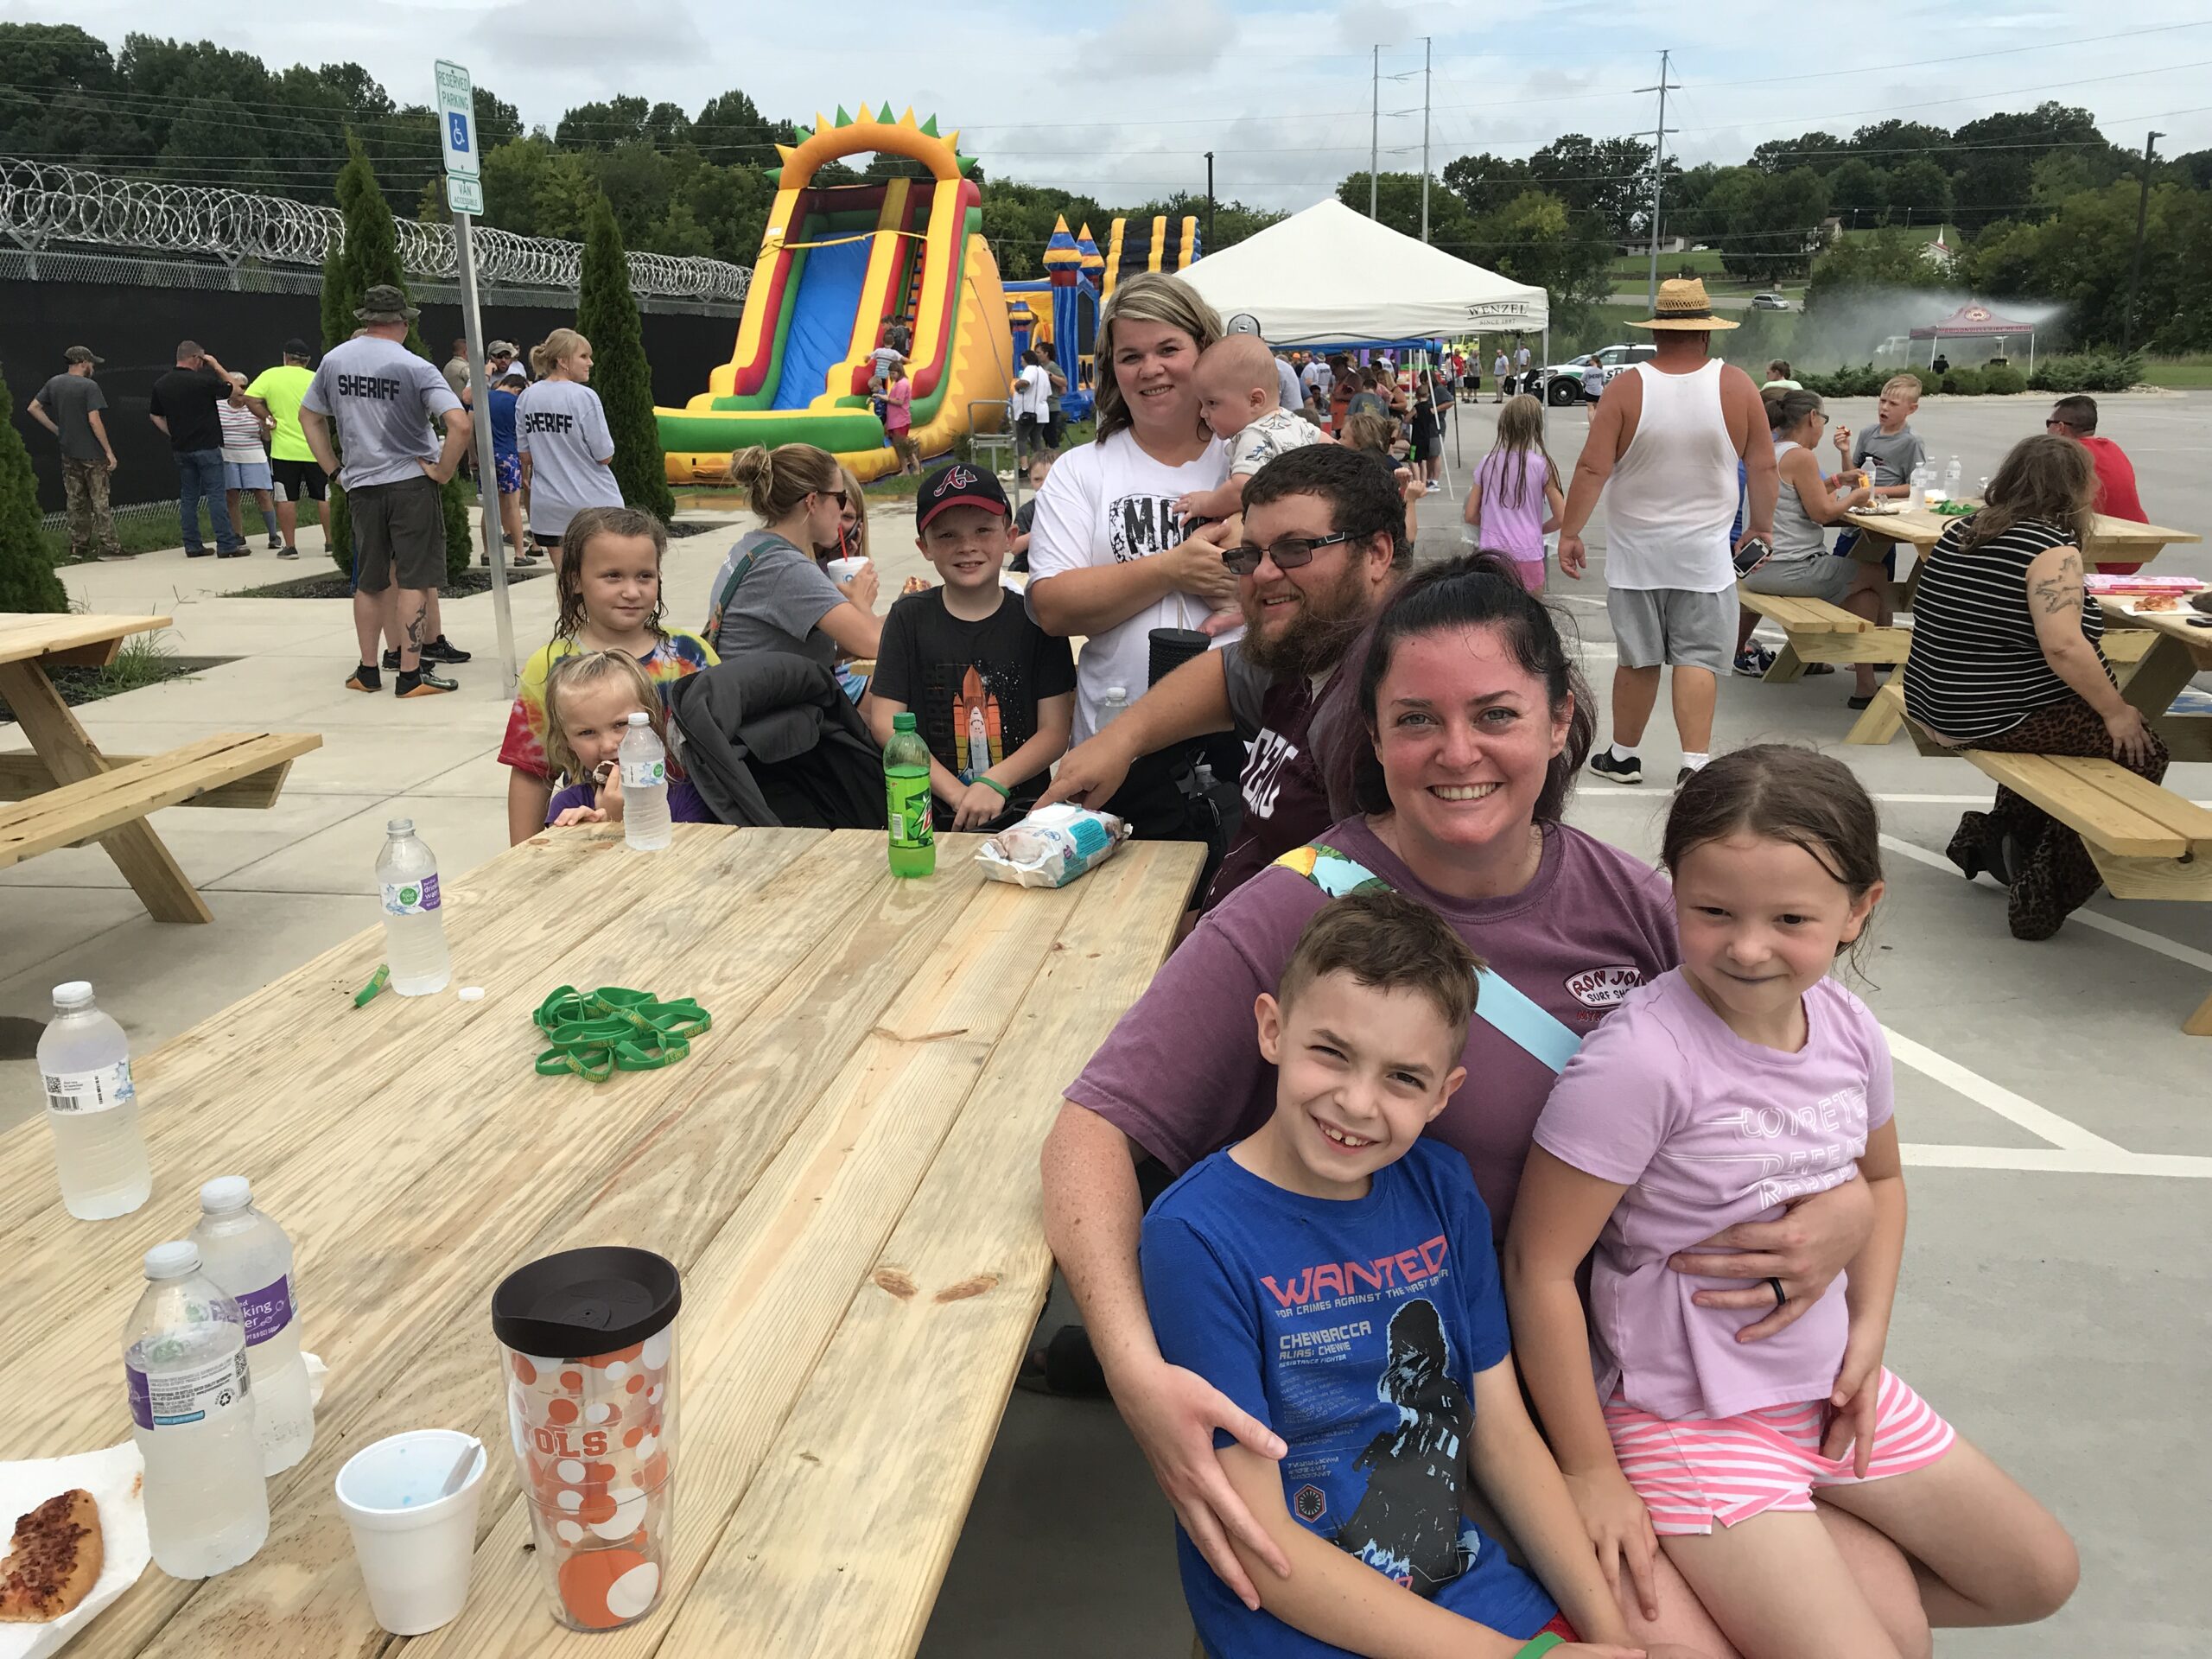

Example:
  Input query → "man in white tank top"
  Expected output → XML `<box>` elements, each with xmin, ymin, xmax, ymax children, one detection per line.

<box><xmin>1554</xmin><ymin>280</ymin><xmax>1777</xmax><ymax>786</ymax></box>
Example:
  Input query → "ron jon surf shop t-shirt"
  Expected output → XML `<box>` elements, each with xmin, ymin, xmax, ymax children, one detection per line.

<box><xmin>1142</xmin><ymin>1139</ymin><xmax>1558</xmax><ymax>1657</ymax></box>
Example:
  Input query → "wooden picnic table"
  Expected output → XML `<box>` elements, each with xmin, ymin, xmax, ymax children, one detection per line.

<box><xmin>2097</xmin><ymin>596</ymin><xmax>2212</xmax><ymax>764</ymax></box>
<box><xmin>1841</xmin><ymin>506</ymin><xmax>2202</xmax><ymax>600</ymax></box>
<box><xmin>0</xmin><ymin>823</ymin><xmax>1202</xmax><ymax>1658</ymax></box>
<box><xmin>0</xmin><ymin>612</ymin><xmax>319</xmax><ymax>920</ymax></box>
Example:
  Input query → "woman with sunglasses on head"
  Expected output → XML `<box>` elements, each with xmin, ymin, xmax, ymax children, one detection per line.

<box><xmin>705</xmin><ymin>443</ymin><xmax>882</xmax><ymax>672</ymax></box>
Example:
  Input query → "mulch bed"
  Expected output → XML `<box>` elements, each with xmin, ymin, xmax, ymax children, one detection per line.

<box><xmin>0</xmin><ymin>657</ymin><xmax>234</xmax><ymax>721</ymax></box>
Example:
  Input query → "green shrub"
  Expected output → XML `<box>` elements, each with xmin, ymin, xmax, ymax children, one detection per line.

<box><xmin>576</xmin><ymin>190</ymin><xmax>676</xmax><ymax>523</ymax></box>
<box><xmin>1982</xmin><ymin>365</ymin><xmax>2027</xmax><ymax>395</ymax></box>
<box><xmin>1939</xmin><ymin>366</ymin><xmax>1986</xmax><ymax>396</ymax></box>
<box><xmin>0</xmin><ymin>362</ymin><xmax>68</xmax><ymax>612</ymax></box>
<box><xmin>2028</xmin><ymin>353</ymin><xmax>2145</xmax><ymax>394</ymax></box>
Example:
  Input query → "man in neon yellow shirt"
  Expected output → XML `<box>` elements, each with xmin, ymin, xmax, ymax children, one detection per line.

<box><xmin>245</xmin><ymin>340</ymin><xmax>318</xmax><ymax>559</ymax></box>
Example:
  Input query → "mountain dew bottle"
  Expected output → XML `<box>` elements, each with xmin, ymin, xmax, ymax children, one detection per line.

<box><xmin>885</xmin><ymin>712</ymin><xmax>935</xmax><ymax>879</ymax></box>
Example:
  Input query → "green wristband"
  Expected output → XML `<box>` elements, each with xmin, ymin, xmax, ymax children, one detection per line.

<box><xmin>976</xmin><ymin>776</ymin><xmax>1011</xmax><ymax>800</ymax></box>
<box><xmin>1513</xmin><ymin>1636</ymin><xmax>1566</xmax><ymax>1659</ymax></box>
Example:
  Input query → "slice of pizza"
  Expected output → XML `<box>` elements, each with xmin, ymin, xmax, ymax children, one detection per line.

<box><xmin>0</xmin><ymin>1489</ymin><xmax>103</xmax><ymax>1623</ymax></box>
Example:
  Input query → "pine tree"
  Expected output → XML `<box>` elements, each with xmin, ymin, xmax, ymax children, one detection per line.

<box><xmin>0</xmin><ymin>362</ymin><xmax>68</xmax><ymax>612</ymax></box>
<box><xmin>576</xmin><ymin>189</ymin><xmax>675</xmax><ymax>521</ymax></box>
<box><xmin>323</xmin><ymin>137</ymin><xmax>473</xmax><ymax>583</ymax></box>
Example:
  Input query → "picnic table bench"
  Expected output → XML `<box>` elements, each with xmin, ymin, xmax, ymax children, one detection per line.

<box><xmin>0</xmin><ymin>823</ymin><xmax>1203</xmax><ymax>1656</ymax></box>
<box><xmin>1846</xmin><ymin>628</ymin><xmax>2161</xmax><ymax>749</ymax></box>
<box><xmin>1732</xmin><ymin>588</ymin><xmax>1913</xmax><ymax>743</ymax></box>
<box><xmin>0</xmin><ymin>613</ymin><xmax>319</xmax><ymax>921</ymax></box>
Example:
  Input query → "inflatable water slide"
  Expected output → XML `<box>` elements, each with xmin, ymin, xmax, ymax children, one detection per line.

<box><xmin>657</xmin><ymin>107</ymin><xmax>1014</xmax><ymax>485</ymax></box>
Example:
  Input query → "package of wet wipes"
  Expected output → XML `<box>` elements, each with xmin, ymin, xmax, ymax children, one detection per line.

<box><xmin>976</xmin><ymin>804</ymin><xmax>1131</xmax><ymax>889</ymax></box>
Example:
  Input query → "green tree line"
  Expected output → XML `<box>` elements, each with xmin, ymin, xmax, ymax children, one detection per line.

<box><xmin>5</xmin><ymin>24</ymin><xmax>2207</xmax><ymax>346</ymax></box>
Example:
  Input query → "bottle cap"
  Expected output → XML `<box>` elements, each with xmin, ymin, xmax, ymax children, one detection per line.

<box><xmin>493</xmin><ymin>1247</ymin><xmax>681</xmax><ymax>1360</ymax></box>
<box><xmin>199</xmin><ymin>1175</ymin><xmax>253</xmax><ymax>1214</ymax></box>
<box><xmin>627</xmin><ymin>712</ymin><xmax>649</xmax><ymax>726</ymax></box>
<box><xmin>892</xmin><ymin>712</ymin><xmax>918</xmax><ymax>731</ymax></box>
<box><xmin>143</xmin><ymin>1241</ymin><xmax>200</xmax><ymax>1280</ymax></box>
<box><xmin>51</xmin><ymin>980</ymin><xmax>93</xmax><ymax>1009</ymax></box>
<box><xmin>388</xmin><ymin>817</ymin><xmax>415</xmax><ymax>836</ymax></box>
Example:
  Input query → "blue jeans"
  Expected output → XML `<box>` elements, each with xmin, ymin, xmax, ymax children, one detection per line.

<box><xmin>175</xmin><ymin>448</ymin><xmax>241</xmax><ymax>552</ymax></box>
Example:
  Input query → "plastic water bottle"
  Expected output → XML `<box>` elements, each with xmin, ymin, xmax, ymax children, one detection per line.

<box><xmin>619</xmin><ymin>712</ymin><xmax>672</xmax><ymax>852</ymax></box>
<box><xmin>38</xmin><ymin>981</ymin><xmax>150</xmax><ymax>1221</ymax></box>
<box><xmin>1097</xmin><ymin>685</ymin><xmax>1129</xmax><ymax>727</ymax></box>
<box><xmin>1942</xmin><ymin>455</ymin><xmax>1963</xmax><ymax>502</ymax></box>
<box><xmin>376</xmin><ymin>819</ymin><xmax>450</xmax><ymax>996</ymax></box>
<box><xmin>124</xmin><ymin>1241</ymin><xmax>269</xmax><ymax>1579</ymax></box>
<box><xmin>885</xmin><ymin>711</ymin><xmax>935</xmax><ymax>879</ymax></box>
<box><xmin>191</xmin><ymin>1178</ymin><xmax>314</xmax><ymax>1476</ymax></box>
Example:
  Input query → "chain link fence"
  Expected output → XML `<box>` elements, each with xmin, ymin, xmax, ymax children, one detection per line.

<box><xmin>0</xmin><ymin>158</ymin><xmax>751</xmax><ymax>307</ymax></box>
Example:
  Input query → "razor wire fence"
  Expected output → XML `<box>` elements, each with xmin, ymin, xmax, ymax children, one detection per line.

<box><xmin>0</xmin><ymin>158</ymin><xmax>750</xmax><ymax>308</ymax></box>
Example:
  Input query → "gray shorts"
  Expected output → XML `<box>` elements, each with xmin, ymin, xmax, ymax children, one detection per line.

<box><xmin>1744</xmin><ymin>555</ymin><xmax>1855</xmax><ymax>604</ymax></box>
<box><xmin>1606</xmin><ymin>586</ymin><xmax>1735</xmax><ymax>672</ymax></box>
<box><xmin>350</xmin><ymin>474</ymin><xmax>445</xmax><ymax>593</ymax></box>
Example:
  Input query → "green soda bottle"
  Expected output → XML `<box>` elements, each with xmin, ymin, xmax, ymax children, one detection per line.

<box><xmin>885</xmin><ymin>711</ymin><xmax>935</xmax><ymax>878</ymax></box>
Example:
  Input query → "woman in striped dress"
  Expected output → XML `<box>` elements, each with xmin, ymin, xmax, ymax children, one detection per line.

<box><xmin>1900</xmin><ymin>434</ymin><xmax>2166</xmax><ymax>938</ymax></box>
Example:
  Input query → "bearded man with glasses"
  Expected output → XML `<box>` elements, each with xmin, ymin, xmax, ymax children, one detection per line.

<box><xmin>1039</xmin><ymin>444</ymin><xmax>1408</xmax><ymax>910</ymax></box>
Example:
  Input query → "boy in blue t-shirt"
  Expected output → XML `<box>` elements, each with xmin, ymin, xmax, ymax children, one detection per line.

<box><xmin>1140</xmin><ymin>893</ymin><xmax>1649</xmax><ymax>1659</ymax></box>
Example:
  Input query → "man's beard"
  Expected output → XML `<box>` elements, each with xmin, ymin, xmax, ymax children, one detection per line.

<box><xmin>1239</xmin><ymin>559</ymin><xmax>1376</xmax><ymax>679</ymax></box>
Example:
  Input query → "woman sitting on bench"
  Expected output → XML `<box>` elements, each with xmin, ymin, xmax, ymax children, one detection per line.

<box><xmin>1901</xmin><ymin>433</ymin><xmax>2167</xmax><ymax>939</ymax></box>
<box><xmin>1738</xmin><ymin>388</ymin><xmax>1885</xmax><ymax>707</ymax></box>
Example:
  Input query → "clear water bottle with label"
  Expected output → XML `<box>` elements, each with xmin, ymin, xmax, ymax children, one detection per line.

<box><xmin>376</xmin><ymin>818</ymin><xmax>450</xmax><ymax>996</ymax></box>
<box><xmin>124</xmin><ymin>1241</ymin><xmax>269</xmax><ymax>1579</ymax></box>
<box><xmin>38</xmin><ymin>980</ymin><xmax>150</xmax><ymax>1220</ymax></box>
<box><xmin>1942</xmin><ymin>455</ymin><xmax>1963</xmax><ymax>502</ymax></box>
<box><xmin>191</xmin><ymin>1178</ymin><xmax>314</xmax><ymax>1476</ymax></box>
<box><xmin>885</xmin><ymin>711</ymin><xmax>935</xmax><ymax>879</ymax></box>
<box><xmin>1097</xmin><ymin>685</ymin><xmax>1129</xmax><ymax>727</ymax></box>
<box><xmin>619</xmin><ymin>712</ymin><xmax>671</xmax><ymax>852</ymax></box>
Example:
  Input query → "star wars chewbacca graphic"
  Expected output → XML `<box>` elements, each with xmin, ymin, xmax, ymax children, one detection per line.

<box><xmin>1334</xmin><ymin>1298</ymin><xmax>1474</xmax><ymax>1594</ymax></box>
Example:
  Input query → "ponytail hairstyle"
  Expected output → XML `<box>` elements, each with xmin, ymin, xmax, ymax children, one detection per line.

<box><xmin>543</xmin><ymin>649</ymin><xmax>664</xmax><ymax>784</ymax></box>
<box><xmin>1663</xmin><ymin>744</ymin><xmax>1884</xmax><ymax>968</ymax></box>
<box><xmin>722</xmin><ymin>442</ymin><xmax>844</xmax><ymax>527</ymax></box>
<box><xmin>1338</xmin><ymin>552</ymin><xmax>1594</xmax><ymax>825</ymax></box>
<box><xmin>531</xmin><ymin>327</ymin><xmax>588</xmax><ymax>379</ymax></box>
<box><xmin>1766</xmin><ymin>387</ymin><xmax>1824</xmax><ymax>437</ymax></box>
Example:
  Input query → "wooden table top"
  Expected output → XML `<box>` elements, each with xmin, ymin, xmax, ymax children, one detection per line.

<box><xmin>2097</xmin><ymin>594</ymin><xmax>2212</xmax><ymax>664</ymax></box>
<box><xmin>0</xmin><ymin>612</ymin><xmax>173</xmax><ymax>668</ymax></box>
<box><xmin>1</xmin><ymin>823</ymin><xmax>1202</xmax><ymax>1658</ymax></box>
<box><xmin>1843</xmin><ymin>506</ymin><xmax>2201</xmax><ymax>552</ymax></box>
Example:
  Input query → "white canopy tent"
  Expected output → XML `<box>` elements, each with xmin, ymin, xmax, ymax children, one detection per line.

<box><xmin>1179</xmin><ymin>197</ymin><xmax>1549</xmax><ymax>347</ymax></box>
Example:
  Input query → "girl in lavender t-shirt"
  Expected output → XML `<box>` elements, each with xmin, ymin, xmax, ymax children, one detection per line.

<box><xmin>1463</xmin><ymin>394</ymin><xmax>1562</xmax><ymax>592</ymax></box>
<box><xmin>1505</xmin><ymin>746</ymin><xmax>2077</xmax><ymax>1652</ymax></box>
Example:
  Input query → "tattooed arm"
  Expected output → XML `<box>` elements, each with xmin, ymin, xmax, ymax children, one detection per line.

<box><xmin>2024</xmin><ymin>543</ymin><xmax>2157</xmax><ymax>765</ymax></box>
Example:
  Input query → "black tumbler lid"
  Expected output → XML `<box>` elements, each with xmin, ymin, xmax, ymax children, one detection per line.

<box><xmin>492</xmin><ymin>1247</ymin><xmax>681</xmax><ymax>1359</ymax></box>
<box><xmin>1147</xmin><ymin>626</ymin><xmax>1212</xmax><ymax>688</ymax></box>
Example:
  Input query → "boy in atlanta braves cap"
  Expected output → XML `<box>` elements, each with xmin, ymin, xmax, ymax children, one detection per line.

<box><xmin>863</xmin><ymin>464</ymin><xmax>1077</xmax><ymax>830</ymax></box>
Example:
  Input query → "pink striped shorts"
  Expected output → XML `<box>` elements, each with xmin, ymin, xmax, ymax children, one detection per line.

<box><xmin>1605</xmin><ymin>1368</ymin><xmax>1956</xmax><ymax>1535</ymax></box>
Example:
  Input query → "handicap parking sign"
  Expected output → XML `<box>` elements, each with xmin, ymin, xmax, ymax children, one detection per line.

<box><xmin>448</xmin><ymin>111</ymin><xmax>471</xmax><ymax>155</ymax></box>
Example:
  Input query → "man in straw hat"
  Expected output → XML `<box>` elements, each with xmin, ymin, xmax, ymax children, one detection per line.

<box><xmin>1555</xmin><ymin>277</ymin><xmax>1776</xmax><ymax>788</ymax></box>
<box><xmin>300</xmin><ymin>283</ymin><xmax>474</xmax><ymax>697</ymax></box>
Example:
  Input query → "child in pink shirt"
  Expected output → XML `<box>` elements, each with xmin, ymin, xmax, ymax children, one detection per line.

<box><xmin>1505</xmin><ymin>746</ymin><xmax>2077</xmax><ymax>1656</ymax></box>
<box><xmin>884</xmin><ymin>370</ymin><xmax>918</xmax><ymax>476</ymax></box>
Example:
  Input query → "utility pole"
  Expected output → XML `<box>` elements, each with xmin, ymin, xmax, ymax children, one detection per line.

<box><xmin>1420</xmin><ymin>37</ymin><xmax>1433</xmax><ymax>243</ymax></box>
<box><xmin>1635</xmin><ymin>48</ymin><xmax>1676</xmax><ymax>312</ymax></box>
<box><xmin>1205</xmin><ymin>150</ymin><xmax>1216</xmax><ymax>251</ymax></box>
<box><xmin>2122</xmin><ymin>129</ymin><xmax>2164</xmax><ymax>353</ymax></box>
<box><xmin>1370</xmin><ymin>46</ymin><xmax>1380</xmax><ymax>219</ymax></box>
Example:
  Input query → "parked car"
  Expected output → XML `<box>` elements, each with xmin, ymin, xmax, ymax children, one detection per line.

<box><xmin>1535</xmin><ymin>342</ymin><xmax>1656</xmax><ymax>405</ymax></box>
<box><xmin>1750</xmin><ymin>293</ymin><xmax>1792</xmax><ymax>311</ymax></box>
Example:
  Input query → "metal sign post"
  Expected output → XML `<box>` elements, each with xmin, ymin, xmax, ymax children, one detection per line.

<box><xmin>435</xmin><ymin>58</ymin><xmax>518</xmax><ymax>697</ymax></box>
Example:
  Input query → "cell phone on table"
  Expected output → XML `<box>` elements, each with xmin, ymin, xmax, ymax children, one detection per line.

<box><xmin>1732</xmin><ymin>537</ymin><xmax>1775</xmax><ymax>579</ymax></box>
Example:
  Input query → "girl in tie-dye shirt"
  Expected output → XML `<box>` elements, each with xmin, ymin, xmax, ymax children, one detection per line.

<box><xmin>502</xmin><ymin>505</ymin><xmax>716</xmax><ymax>842</ymax></box>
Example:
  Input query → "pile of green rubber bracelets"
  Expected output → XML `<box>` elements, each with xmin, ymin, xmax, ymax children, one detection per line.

<box><xmin>532</xmin><ymin>985</ymin><xmax>712</xmax><ymax>1082</ymax></box>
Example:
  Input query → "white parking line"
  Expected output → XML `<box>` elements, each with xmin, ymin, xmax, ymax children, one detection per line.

<box><xmin>1901</xmin><ymin>1144</ymin><xmax>2212</xmax><ymax>1178</ymax></box>
<box><xmin>1879</xmin><ymin>833</ymin><xmax>2212</xmax><ymax>976</ymax></box>
<box><xmin>1884</xmin><ymin>1028</ymin><xmax>2121</xmax><ymax>1153</ymax></box>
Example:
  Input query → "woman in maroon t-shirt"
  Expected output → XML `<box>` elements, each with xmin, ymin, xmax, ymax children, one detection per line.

<box><xmin>1042</xmin><ymin>555</ymin><xmax>1911</xmax><ymax>1649</ymax></box>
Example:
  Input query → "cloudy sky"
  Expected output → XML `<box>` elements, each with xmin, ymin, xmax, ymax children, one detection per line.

<box><xmin>25</xmin><ymin>0</ymin><xmax>2212</xmax><ymax>208</ymax></box>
